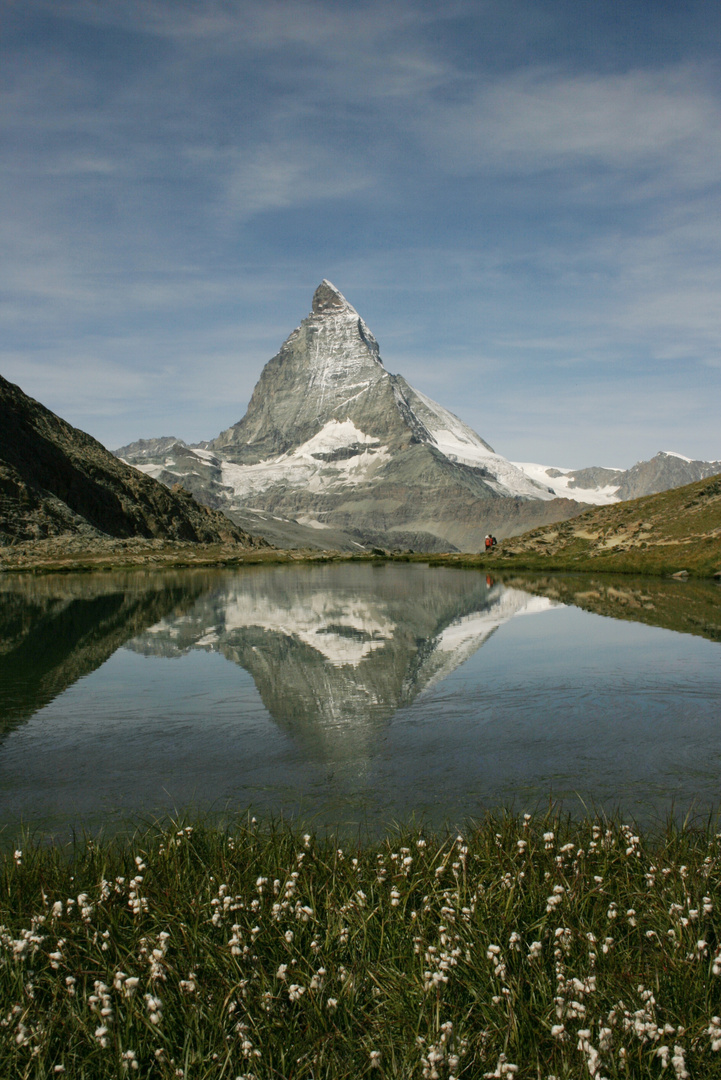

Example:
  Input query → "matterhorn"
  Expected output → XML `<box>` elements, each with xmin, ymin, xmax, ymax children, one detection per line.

<box><xmin>118</xmin><ymin>281</ymin><xmax>582</xmax><ymax>551</ymax></box>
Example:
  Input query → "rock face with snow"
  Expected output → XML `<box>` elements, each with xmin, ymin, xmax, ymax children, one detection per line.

<box><xmin>121</xmin><ymin>281</ymin><xmax>582</xmax><ymax>551</ymax></box>
<box><xmin>513</xmin><ymin>452</ymin><xmax>721</xmax><ymax>506</ymax></box>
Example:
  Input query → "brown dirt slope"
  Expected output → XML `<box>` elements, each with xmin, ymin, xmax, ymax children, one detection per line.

<box><xmin>483</xmin><ymin>473</ymin><xmax>721</xmax><ymax>577</ymax></box>
<box><xmin>0</xmin><ymin>374</ymin><xmax>266</xmax><ymax>548</ymax></box>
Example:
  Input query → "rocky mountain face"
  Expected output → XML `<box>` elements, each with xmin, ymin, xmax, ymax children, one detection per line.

<box><xmin>513</xmin><ymin>451</ymin><xmax>721</xmax><ymax>505</ymax></box>
<box><xmin>119</xmin><ymin>281</ymin><xmax>583</xmax><ymax>552</ymax></box>
<box><xmin>0</xmin><ymin>373</ymin><xmax>264</xmax><ymax>547</ymax></box>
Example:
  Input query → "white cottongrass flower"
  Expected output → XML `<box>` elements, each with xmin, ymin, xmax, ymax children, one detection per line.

<box><xmin>671</xmin><ymin>1044</ymin><xmax>690</xmax><ymax>1079</ymax></box>
<box><xmin>708</xmin><ymin>1017</ymin><xmax>721</xmax><ymax>1051</ymax></box>
<box><xmin>484</xmin><ymin>1053</ymin><xmax>519</xmax><ymax>1076</ymax></box>
<box><xmin>369</xmin><ymin>1050</ymin><xmax>381</xmax><ymax>1068</ymax></box>
<box><xmin>145</xmin><ymin>995</ymin><xmax>163</xmax><ymax>1024</ymax></box>
<box><xmin>94</xmin><ymin>1026</ymin><xmax>110</xmax><ymax>1048</ymax></box>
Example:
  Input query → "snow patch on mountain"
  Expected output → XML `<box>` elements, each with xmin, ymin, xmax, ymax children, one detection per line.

<box><xmin>512</xmin><ymin>462</ymin><xmax>622</xmax><ymax>505</ymax></box>
<box><xmin>407</xmin><ymin>388</ymin><xmax>556</xmax><ymax>500</ymax></box>
<box><xmin>660</xmin><ymin>450</ymin><xmax>693</xmax><ymax>463</ymax></box>
<box><xmin>396</xmin><ymin>383</ymin><xmax>547</xmax><ymax>500</ymax></box>
<box><xmin>218</xmin><ymin>419</ymin><xmax>392</xmax><ymax>499</ymax></box>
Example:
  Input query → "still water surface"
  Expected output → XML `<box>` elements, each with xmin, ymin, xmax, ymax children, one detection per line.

<box><xmin>0</xmin><ymin>563</ymin><xmax>719</xmax><ymax>835</ymax></box>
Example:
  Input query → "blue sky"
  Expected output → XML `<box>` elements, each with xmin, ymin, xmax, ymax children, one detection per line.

<box><xmin>2</xmin><ymin>0</ymin><xmax>720</xmax><ymax>467</ymax></box>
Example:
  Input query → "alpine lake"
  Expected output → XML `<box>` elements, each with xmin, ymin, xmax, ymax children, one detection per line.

<box><xmin>1</xmin><ymin>561</ymin><xmax>720</xmax><ymax>841</ymax></box>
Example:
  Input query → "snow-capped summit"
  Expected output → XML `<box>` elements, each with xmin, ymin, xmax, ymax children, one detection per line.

<box><xmin>209</xmin><ymin>281</ymin><xmax>551</xmax><ymax>498</ymax></box>
<box><xmin>120</xmin><ymin>281</ymin><xmax>584</xmax><ymax>551</ymax></box>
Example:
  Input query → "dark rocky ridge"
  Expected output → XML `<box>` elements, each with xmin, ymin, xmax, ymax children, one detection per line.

<box><xmin>0</xmin><ymin>373</ymin><xmax>265</xmax><ymax>547</ymax></box>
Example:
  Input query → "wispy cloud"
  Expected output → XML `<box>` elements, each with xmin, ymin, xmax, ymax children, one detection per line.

<box><xmin>1</xmin><ymin>0</ymin><xmax>719</xmax><ymax>462</ymax></box>
<box><xmin>419</xmin><ymin>65</ymin><xmax>721</xmax><ymax>179</ymax></box>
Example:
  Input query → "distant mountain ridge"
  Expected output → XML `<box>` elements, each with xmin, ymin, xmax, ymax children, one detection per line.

<box><xmin>513</xmin><ymin>451</ymin><xmax>721</xmax><ymax>505</ymax></box>
<box><xmin>0</xmin><ymin>373</ymin><xmax>264</xmax><ymax>548</ymax></box>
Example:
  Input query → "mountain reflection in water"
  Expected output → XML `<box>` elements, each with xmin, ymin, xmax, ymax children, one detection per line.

<box><xmin>0</xmin><ymin>564</ymin><xmax>720</xmax><ymax>833</ymax></box>
<box><xmin>124</xmin><ymin>564</ymin><xmax>555</xmax><ymax>761</ymax></box>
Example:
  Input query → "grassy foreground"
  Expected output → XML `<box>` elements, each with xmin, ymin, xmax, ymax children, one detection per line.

<box><xmin>3</xmin><ymin>817</ymin><xmax>721</xmax><ymax>1078</ymax></box>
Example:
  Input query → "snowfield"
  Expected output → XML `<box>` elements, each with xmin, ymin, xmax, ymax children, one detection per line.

<box><xmin>220</xmin><ymin>420</ymin><xmax>392</xmax><ymax>498</ymax></box>
<box><xmin>511</xmin><ymin>462</ymin><xmax>622</xmax><ymax>505</ymax></box>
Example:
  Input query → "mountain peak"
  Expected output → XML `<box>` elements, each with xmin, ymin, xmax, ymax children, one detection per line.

<box><xmin>312</xmin><ymin>279</ymin><xmax>355</xmax><ymax>315</ymax></box>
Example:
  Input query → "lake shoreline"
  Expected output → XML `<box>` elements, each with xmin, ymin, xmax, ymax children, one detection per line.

<box><xmin>1</xmin><ymin>539</ymin><xmax>720</xmax><ymax>579</ymax></box>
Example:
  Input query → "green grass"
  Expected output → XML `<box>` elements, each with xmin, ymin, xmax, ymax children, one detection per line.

<box><xmin>3</xmin><ymin>814</ymin><xmax>721</xmax><ymax>1078</ymax></box>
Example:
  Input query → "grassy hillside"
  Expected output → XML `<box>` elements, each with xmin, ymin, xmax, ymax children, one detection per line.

<box><xmin>468</xmin><ymin>473</ymin><xmax>721</xmax><ymax>577</ymax></box>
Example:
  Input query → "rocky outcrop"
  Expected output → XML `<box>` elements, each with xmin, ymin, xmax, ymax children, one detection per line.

<box><xmin>0</xmin><ymin>373</ymin><xmax>265</xmax><ymax>547</ymax></box>
<box><xmin>615</xmin><ymin>452</ymin><xmax>721</xmax><ymax>500</ymax></box>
